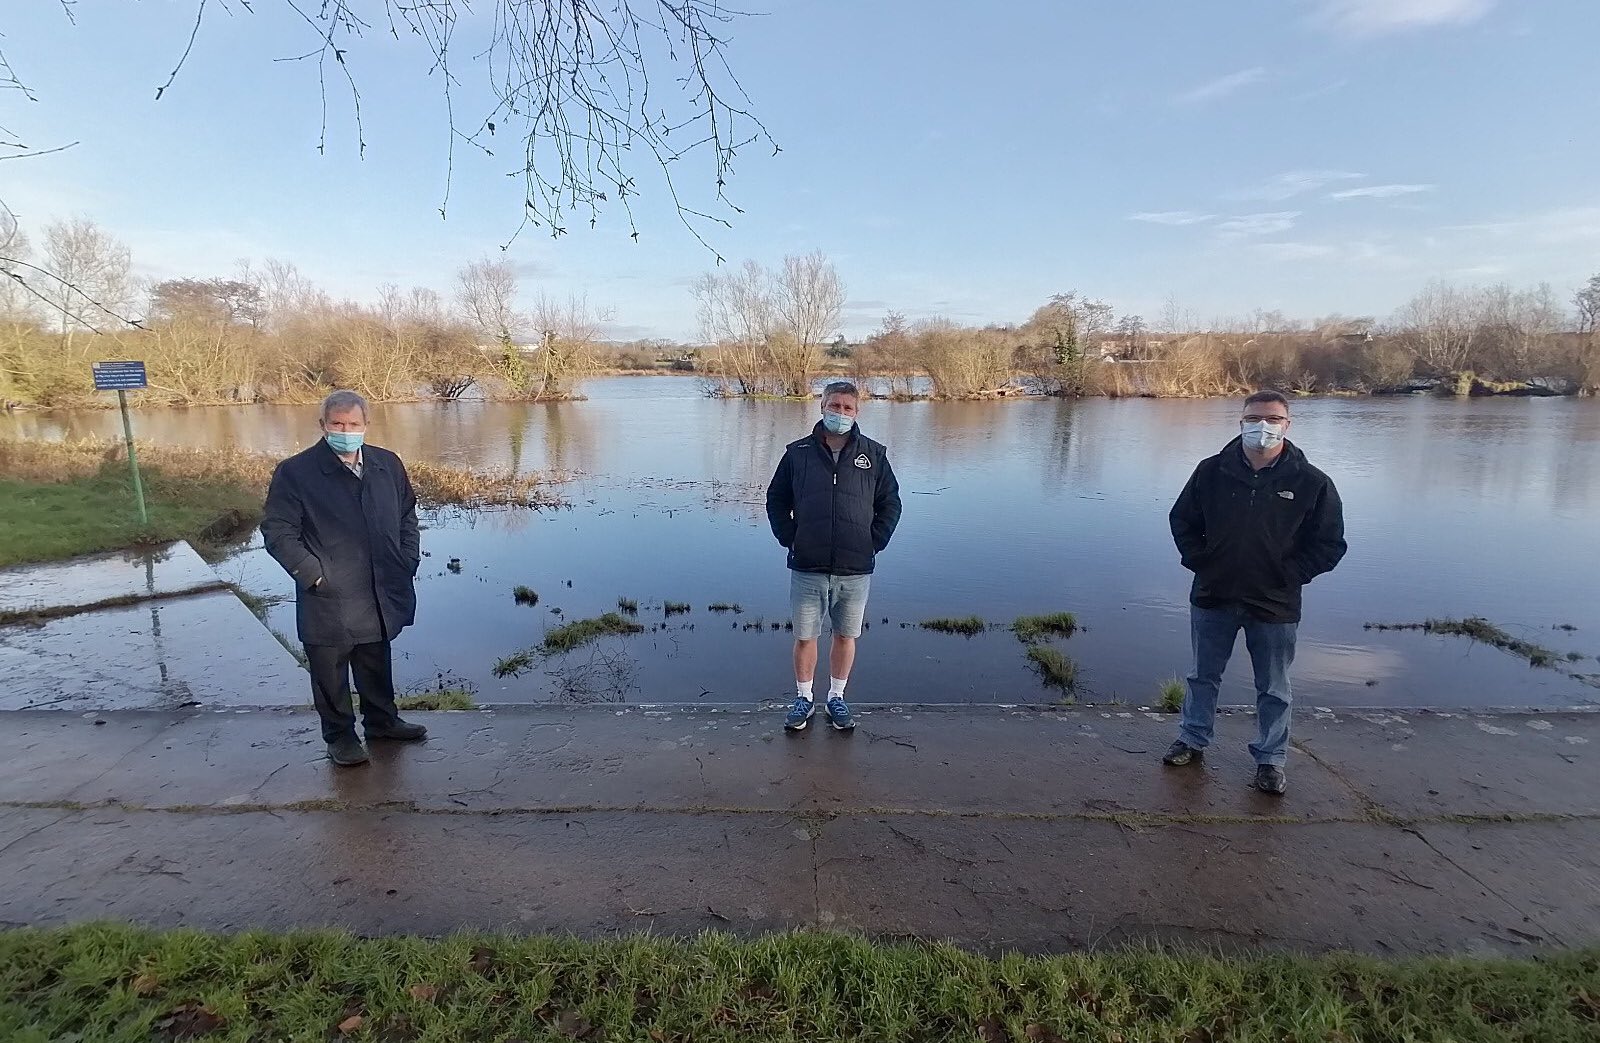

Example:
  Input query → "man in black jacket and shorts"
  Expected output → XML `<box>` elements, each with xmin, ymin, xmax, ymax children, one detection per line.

<box><xmin>765</xmin><ymin>381</ymin><xmax>902</xmax><ymax>732</ymax></box>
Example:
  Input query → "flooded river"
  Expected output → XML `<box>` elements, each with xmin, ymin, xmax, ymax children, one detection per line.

<box><xmin>7</xmin><ymin>378</ymin><xmax>1599</xmax><ymax>709</ymax></box>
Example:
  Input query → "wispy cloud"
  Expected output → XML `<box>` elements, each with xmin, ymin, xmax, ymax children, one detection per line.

<box><xmin>1228</xmin><ymin>170</ymin><xmax>1364</xmax><ymax>202</ymax></box>
<box><xmin>1216</xmin><ymin>212</ymin><xmax>1302</xmax><ymax>238</ymax></box>
<box><xmin>1446</xmin><ymin>204</ymin><xmax>1600</xmax><ymax>246</ymax></box>
<box><xmin>1314</xmin><ymin>0</ymin><xmax>1495</xmax><ymax>36</ymax></box>
<box><xmin>1129</xmin><ymin>211</ymin><xmax>1216</xmax><ymax>226</ymax></box>
<box><xmin>1330</xmin><ymin>184</ymin><xmax>1435</xmax><ymax>200</ymax></box>
<box><xmin>1174</xmin><ymin>67</ymin><xmax>1267</xmax><ymax>105</ymax></box>
<box><xmin>1251</xmin><ymin>242</ymin><xmax>1340</xmax><ymax>261</ymax></box>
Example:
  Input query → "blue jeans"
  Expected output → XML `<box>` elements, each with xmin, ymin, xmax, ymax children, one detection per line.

<box><xmin>1178</xmin><ymin>602</ymin><xmax>1297</xmax><ymax>766</ymax></box>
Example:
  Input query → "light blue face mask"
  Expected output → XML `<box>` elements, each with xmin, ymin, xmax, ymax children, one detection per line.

<box><xmin>1240</xmin><ymin>421</ymin><xmax>1284</xmax><ymax>452</ymax></box>
<box><xmin>821</xmin><ymin>411</ymin><xmax>854</xmax><ymax>435</ymax></box>
<box><xmin>325</xmin><ymin>430</ymin><xmax>365</xmax><ymax>454</ymax></box>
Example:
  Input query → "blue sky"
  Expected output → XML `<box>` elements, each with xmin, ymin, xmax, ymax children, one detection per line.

<box><xmin>6</xmin><ymin>0</ymin><xmax>1598</xmax><ymax>339</ymax></box>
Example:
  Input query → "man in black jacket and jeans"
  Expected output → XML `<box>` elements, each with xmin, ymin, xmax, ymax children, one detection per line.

<box><xmin>262</xmin><ymin>390</ymin><xmax>429</xmax><ymax>766</ymax></box>
<box><xmin>1163</xmin><ymin>390</ymin><xmax>1347</xmax><ymax>794</ymax></box>
<box><xmin>766</xmin><ymin>381</ymin><xmax>902</xmax><ymax>733</ymax></box>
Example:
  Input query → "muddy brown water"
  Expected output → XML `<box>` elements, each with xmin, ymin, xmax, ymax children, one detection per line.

<box><xmin>6</xmin><ymin>378</ymin><xmax>1599</xmax><ymax>709</ymax></box>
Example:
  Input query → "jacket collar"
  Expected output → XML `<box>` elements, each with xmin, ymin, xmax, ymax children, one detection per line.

<box><xmin>810</xmin><ymin>419</ymin><xmax>861</xmax><ymax>457</ymax></box>
<box><xmin>315</xmin><ymin>436</ymin><xmax>385</xmax><ymax>475</ymax></box>
<box><xmin>1217</xmin><ymin>434</ymin><xmax>1303</xmax><ymax>482</ymax></box>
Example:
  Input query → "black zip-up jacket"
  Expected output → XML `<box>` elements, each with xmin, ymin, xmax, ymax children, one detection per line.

<box><xmin>1169</xmin><ymin>436</ymin><xmax>1346</xmax><ymax>624</ymax></box>
<box><xmin>766</xmin><ymin>421</ymin><xmax>902</xmax><ymax>576</ymax></box>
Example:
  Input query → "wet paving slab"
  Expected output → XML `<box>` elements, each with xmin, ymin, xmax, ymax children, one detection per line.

<box><xmin>1293</xmin><ymin>709</ymin><xmax>1600</xmax><ymax>818</ymax></box>
<box><xmin>1</xmin><ymin>705</ymin><xmax>1596</xmax><ymax>953</ymax></box>
<box><xmin>0</xmin><ymin>590</ymin><xmax>306</xmax><ymax>711</ymax></box>
<box><xmin>0</xmin><ymin>542</ymin><xmax>222</xmax><ymax>614</ymax></box>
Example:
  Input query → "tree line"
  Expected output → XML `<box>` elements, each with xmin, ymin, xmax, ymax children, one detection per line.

<box><xmin>0</xmin><ymin>217</ymin><xmax>608</xmax><ymax>407</ymax></box>
<box><xmin>4</xmin><ymin>214</ymin><xmax>1597</xmax><ymax>409</ymax></box>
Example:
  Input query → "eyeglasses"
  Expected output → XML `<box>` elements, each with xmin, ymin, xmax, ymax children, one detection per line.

<box><xmin>1242</xmin><ymin>414</ymin><xmax>1289</xmax><ymax>424</ymax></box>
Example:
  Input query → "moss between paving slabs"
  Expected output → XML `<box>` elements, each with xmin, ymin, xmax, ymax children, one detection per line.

<box><xmin>1</xmin><ymin>925</ymin><xmax>1597</xmax><ymax>1042</ymax></box>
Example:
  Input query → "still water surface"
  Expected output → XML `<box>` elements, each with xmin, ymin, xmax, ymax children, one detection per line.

<box><xmin>7</xmin><ymin>377</ymin><xmax>1598</xmax><ymax>709</ymax></box>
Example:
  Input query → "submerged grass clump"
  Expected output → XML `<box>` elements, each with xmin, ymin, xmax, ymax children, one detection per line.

<box><xmin>512</xmin><ymin>586</ymin><xmax>539</xmax><ymax>607</ymax></box>
<box><xmin>1012</xmin><ymin>612</ymin><xmax>1078</xmax><ymax>643</ymax></box>
<box><xmin>664</xmin><ymin>601</ymin><xmax>692</xmax><ymax>616</ymax></box>
<box><xmin>542</xmin><ymin>612</ymin><xmax>645</xmax><ymax>654</ymax></box>
<box><xmin>1158</xmin><ymin>677</ymin><xmax>1185</xmax><ymax>713</ymax></box>
<box><xmin>396</xmin><ymin>689</ymin><xmax>476</xmax><ymax>711</ymax></box>
<box><xmin>920</xmin><ymin>616</ymin><xmax>986</xmax><ymax>637</ymax></box>
<box><xmin>1027</xmin><ymin>645</ymin><xmax>1078</xmax><ymax>693</ymax></box>
<box><xmin>616</xmin><ymin>597</ymin><xmax>639</xmax><ymax>614</ymax></box>
<box><xmin>708</xmin><ymin>602</ymin><xmax>743</xmax><ymax>614</ymax></box>
<box><xmin>1365</xmin><ymin>617</ymin><xmax>1566</xmax><ymax>668</ymax></box>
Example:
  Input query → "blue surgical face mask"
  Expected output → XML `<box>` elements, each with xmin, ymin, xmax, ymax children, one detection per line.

<box><xmin>1240</xmin><ymin>421</ymin><xmax>1284</xmax><ymax>452</ymax></box>
<box><xmin>325</xmin><ymin>430</ymin><xmax>365</xmax><ymax>454</ymax></box>
<box><xmin>821</xmin><ymin>410</ymin><xmax>854</xmax><ymax>435</ymax></box>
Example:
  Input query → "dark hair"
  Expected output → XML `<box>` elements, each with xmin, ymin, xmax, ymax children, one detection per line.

<box><xmin>1243</xmin><ymin>389</ymin><xmax>1290</xmax><ymax>411</ymax></box>
<box><xmin>822</xmin><ymin>380</ymin><xmax>860</xmax><ymax>403</ymax></box>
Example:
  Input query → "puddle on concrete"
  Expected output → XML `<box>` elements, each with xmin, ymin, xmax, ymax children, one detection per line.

<box><xmin>0</xmin><ymin>589</ymin><xmax>305</xmax><ymax>711</ymax></box>
<box><xmin>0</xmin><ymin>543</ymin><xmax>221</xmax><ymax>614</ymax></box>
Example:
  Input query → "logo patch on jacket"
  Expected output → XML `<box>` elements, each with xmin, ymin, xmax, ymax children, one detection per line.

<box><xmin>1278</xmin><ymin>490</ymin><xmax>1295</xmax><ymax>500</ymax></box>
<box><xmin>854</xmin><ymin>454</ymin><xmax>872</xmax><ymax>469</ymax></box>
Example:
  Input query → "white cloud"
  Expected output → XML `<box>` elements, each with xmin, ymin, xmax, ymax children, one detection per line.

<box><xmin>1446</xmin><ymin>205</ymin><xmax>1600</xmax><ymax>246</ymax></box>
<box><xmin>1251</xmin><ymin>242</ymin><xmax>1340</xmax><ymax>261</ymax></box>
<box><xmin>1216</xmin><ymin>212</ymin><xmax>1302</xmax><ymax>238</ymax></box>
<box><xmin>1129</xmin><ymin>211</ymin><xmax>1215</xmax><ymax>226</ymax></box>
<box><xmin>1228</xmin><ymin>170</ymin><xmax>1364</xmax><ymax>202</ymax></box>
<box><xmin>1330</xmin><ymin>184</ymin><xmax>1436</xmax><ymax>200</ymax></box>
<box><xmin>1315</xmin><ymin>0</ymin><xmax>1495</xmax><ymax>35</ymax></box>
<box><xmin>1174</xmin><ymin>67</ymin><xmax>1267</xmax><ymax>105</ymax></box>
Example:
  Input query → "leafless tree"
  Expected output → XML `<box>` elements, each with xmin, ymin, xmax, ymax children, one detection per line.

<box><xmin>1576</xmin><ymin>274</ymin><xmax>1600</xmax><ymax>337</ymax></box>
<box><xmin>527</xmin><ymin>292</ymin><xmax>606</xmax><ymax>400</ymax></box>
<box><xmin>42</xmin><ymin>218</ymin><xmax>133</xmax><ymax>342</ymax></box>
<box><xmin>768</xmin><ymin>251</ymin><xmax>845</xmax><ymax>396</ymax></box>
<box><xmin>1393</xmin><ymin>280</ymin><xmax>1483</xmax><ymax>374</ymax></box>
<box><xmin>693</xmin><ymin>259</ymin><xmax>775</xmax><ymax>395</ymax></box>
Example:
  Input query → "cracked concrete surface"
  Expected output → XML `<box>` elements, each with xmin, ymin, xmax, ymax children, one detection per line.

<box><xmin>0</xmin><ymin>705</ymin><xmax>1595</xmax><ymax>955</ymax></box>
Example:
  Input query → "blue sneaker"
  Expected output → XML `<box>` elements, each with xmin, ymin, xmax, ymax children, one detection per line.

<box><xmin>784</xmin><ymin>697</ymin><xmax>815</xmax><ymax>731</ymax></box>
<box><xmin>825</xmin><ymin>696</ymin><xmax>856</xmax><ymax>732</ymax></box>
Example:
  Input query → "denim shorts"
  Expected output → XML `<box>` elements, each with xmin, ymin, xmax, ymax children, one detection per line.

<box><xmin>790</xmin><ymin>571</ymin><xmax>871</xmax><ymax>640</ymax></box>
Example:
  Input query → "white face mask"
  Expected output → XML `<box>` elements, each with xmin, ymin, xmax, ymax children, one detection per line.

<box><xmin>1241</xmin><ymin>420</ymin><xmax>1285</xmax><ymax>451</ymax></box>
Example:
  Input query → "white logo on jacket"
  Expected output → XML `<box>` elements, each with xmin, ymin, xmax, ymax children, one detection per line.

<box><xmin>854</xmin><ymin>454</ymin><xmax>871</xmax><ymax>469</ymax></box>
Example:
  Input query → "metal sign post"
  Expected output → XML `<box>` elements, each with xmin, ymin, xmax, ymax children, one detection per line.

<box><xmin>91</xmin><ymin>361</ymin><xmax>149</xmax><ymax>526</ymax></box>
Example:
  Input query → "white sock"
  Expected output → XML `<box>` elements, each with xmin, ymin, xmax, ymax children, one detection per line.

<box><xmin>796</xmin><ymin>680</ymin><xmax>813</xmax><ymax>702</ymax></box>
<box><xmin>829</xmin><ymin>677</ymin><xmax>848</xmax><ymax>700</ymax></box>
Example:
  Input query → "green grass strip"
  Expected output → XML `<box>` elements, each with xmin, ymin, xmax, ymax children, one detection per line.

<box><xmin>1</xmin><ymin>925</ymin><xmax>1596</xmax><ymax>1042</ymax></box>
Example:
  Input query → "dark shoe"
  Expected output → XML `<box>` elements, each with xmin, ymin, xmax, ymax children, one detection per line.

<box><xmin>1254</xmin><ymin>765</ymin><xmax>1287</xmax><ymax>795</ymax></box>
<box><xmin>824</xmin><ymin>696</ymin><xmax>856</xmax><ymax>732</ymax></box>
<box><xmin>366</xmin><ymin>718</ymin><xmax>427</xmax><ymax>742</ymax></box>
<box><xmin>1161</xmin><ymin>740</ymin><xmax>1202</xmax><ymax>766</ymax></box>
<box><xmin>327</xmin><ymin>735</ymin><xmax>369</xmax><ymax>766</ymax></box>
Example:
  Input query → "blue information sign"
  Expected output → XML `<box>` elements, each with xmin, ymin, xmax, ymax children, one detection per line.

<box><xmin>92</xmin><ymin>361</ymin><xmax>148</xmax><ymax>391</ymax></box>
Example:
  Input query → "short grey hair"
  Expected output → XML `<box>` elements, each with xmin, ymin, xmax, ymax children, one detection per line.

<box><xmin>320</xmin><ymin>389</ymin><xmax>369</xmax><ymax>423</ymax></box>
<box><xmin>821</xmin><ymin>380</ymin><xmax>860</xmax><ymax>404</ymax></box>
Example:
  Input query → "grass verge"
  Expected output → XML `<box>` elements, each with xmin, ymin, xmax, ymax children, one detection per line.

<box><xmin>1012</xmin><ymin>612</ymin><xmax>1078</xmax><ymax>643</ymax></box>
<box><xmin>920</xmin><ymin>616</ymin><xmax>987</xmax><ymax>637</ymax></box>
<box><xmin>0</xmin><ymin>438</ymin><xmax>563</xmax><ymax>567</ymax></box>
<box><xmin>2</xmin><ymin>925</ymin><xmax>1596</xmax><ymax>1043</ymax></box>
<box><xmin>1027</xmin><ymin>646</ymin><xmax>1078</xmax><ymax>693</ymax></box>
